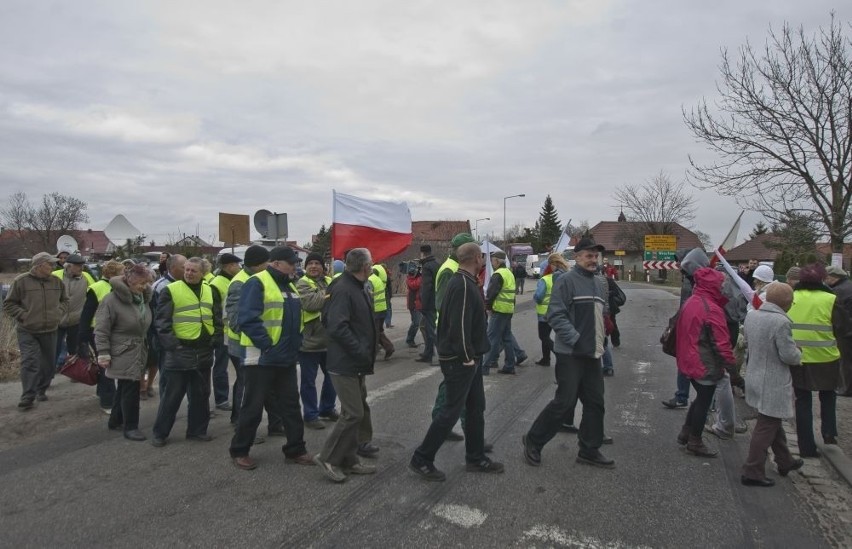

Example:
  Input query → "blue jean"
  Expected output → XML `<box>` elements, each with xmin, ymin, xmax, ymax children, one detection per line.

<box><xmin>212</xmin><ymin>340</ymin><xmax>231</xmax><ymax>405</ymax></box>
<box><xmin>299</xmin><ymin>351</ymin><xmax>337</xmax><ymax>421</ymax></box>
<box><xmin>420</xmin><ymin>310</ymin><xmax>437</xmax><ymax>360</ymax></box>
<box><xmin>384</xmin><ymin>306</ymin><xmax>393</xmax><ymax>328</ymax></box>
<box><xmin>483</xmin><ymin>312</ymin><xmax>516</xmax><ymax>373</ymax></box>
<box><xmin>406</xmin><ymin>310</ymin><xmax>422</xmax><ymax>345</ymax></box>
<box><xmin>602</xmin><ymin>339</ymin><xmax>613</xmax><ymax>373</ymax></box>
<box><xmin>675</xmin><ymin>371</ymin><xmax>691</xmax><ymax>403</ymax></box>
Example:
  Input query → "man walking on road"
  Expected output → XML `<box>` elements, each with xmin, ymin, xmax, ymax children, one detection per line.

<box><xmin>314</xmin><ymin>248</ymin><xmax>378</xmax><ymax>482</ymax></box>
<box><xmin>415</xmin><ymin>245</ymin><xmax>439</xmax><ymax>364</ymax></box>
<box><xmin>3</xmin><ymin>252</ymin><xmax>68</xmax><ymax>409</ymax></box>
<box><xmin>410</xmin><ymin>242</ymin><xmax>503</xmax><ymax>481</ymax></box>
<box><xmin>522</xmin><ymin>238</ymin><xmax>614</xmax><ymax>469</ymax></box>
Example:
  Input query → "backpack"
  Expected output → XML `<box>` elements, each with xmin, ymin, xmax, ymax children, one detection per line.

<box><xmin>660</xmin><ymin>311</ymin><xmax>679</xmax><ymax>357</ymax></box>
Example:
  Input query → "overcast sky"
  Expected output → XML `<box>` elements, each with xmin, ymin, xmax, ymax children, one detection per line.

<box><xmin>1</xmin><ymin>1</ymin><xmax>848</xmax><ymax>250</ymax></box>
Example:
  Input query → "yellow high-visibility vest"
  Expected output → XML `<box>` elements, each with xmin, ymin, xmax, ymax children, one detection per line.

<box><xmin>536</xmin><ymin>274</ymin><xmax>553</xmax><ymax>316</ymax></box>
<box><xmin>52</xmin><ymin>268</ymin><xmax>95</xmax><ymax>286</ymax></box>
<box><xmin>301</xmin><ymin>275</ymin><xmax>332</xmax><ymax>324</ymax></box>
<box><xmin>369</xmin><ymin>265</ymin><xmax>388</xmax><ymax>313</ymax></box>
<box><xmin>492</xmin><ymin>267</ymin><xmax>516</xmax><ymax>314</ymax></box>
<box><xmin>789</xmin><ymin>290</ymin><xmax>840</xmax><ymax>364</ymax></box>
<box><xmin>88</xmin><ymin>280</ymin><xmax>113</xmax><ymax>327</ymax></box>
<box><xmin>167</xmin><ymin>281</ymin><xmax>214</xmax><ymax>340</ymax></box>
<box><xmin>227</xmin><ymin>269</ymin><xmax>251</xmax><ymax>342</ymax></box>
<box><xmin>239</xmin><ymin>270</ymin><xmax>302</xmax><ymax>348</ymax></box>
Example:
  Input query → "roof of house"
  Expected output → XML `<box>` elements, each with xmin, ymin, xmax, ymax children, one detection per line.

<box><xmin>588</xmin><ymin>221</ymin><xmax>704</xmax><ymax>252</ymax></box>
<box><xmin>724</xmin><ymin>233</ymin><xmax>781</xmax><ymax>262</ymax></box>
<box><xmin>77</xmin><ymin>229</ymin><xmax>116</xmax><ymax>255</ymax></box>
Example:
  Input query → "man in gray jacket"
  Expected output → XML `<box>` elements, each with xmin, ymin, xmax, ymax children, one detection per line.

<box><xmin>522</xmin><ymin>238</ymin><xmax>614</xmax><ymax>469</ymax></box>
<box><xmin>3</xmin><ymin>252</ymin><xmax>68</xmax><ymax>409</ymax></box>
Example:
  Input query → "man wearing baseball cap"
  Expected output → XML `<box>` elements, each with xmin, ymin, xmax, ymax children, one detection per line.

<box><xmin>3</xmin><ymin>252</ymin><xmax>68</xmax><ymax>410</ymax></box>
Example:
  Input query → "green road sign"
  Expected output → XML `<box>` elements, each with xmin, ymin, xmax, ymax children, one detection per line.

<box><xmin>644</xmin><ymin>250</ymin><xmax>677</xmax><ymax>261</ymax></box>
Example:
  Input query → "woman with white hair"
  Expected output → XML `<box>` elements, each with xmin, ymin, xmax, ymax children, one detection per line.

<box><xmin>532</xmin><ymin>253</ymin><xmax>570</xmax><ymax>367</ymax></box>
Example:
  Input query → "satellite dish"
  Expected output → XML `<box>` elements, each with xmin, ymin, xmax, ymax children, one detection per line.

<box><xmin>253</xmin><ymin>209</ymin><xmax>273</xmax><ymax>236</ymax></box>
<box><xmin>56</xmin><ymin>235</ymin><xmax>78</xmax><ymax>254</ymax></box>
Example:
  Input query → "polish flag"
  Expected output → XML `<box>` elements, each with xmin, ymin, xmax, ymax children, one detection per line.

<box><xmin>331</xmin><ymin>190</ymin><xmax>412</xmax><ymax>262</ymax></box>
<box><xmin>709</xmin><ymin>211</ymin><xmax>743</xmax><ymax>268</ymax></box>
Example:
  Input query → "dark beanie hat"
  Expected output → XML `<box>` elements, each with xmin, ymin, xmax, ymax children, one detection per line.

<box><xmin>243</xmin><ymin>245</ymin><xmax>270</xmax><ymax>267</ymax></box>
<box><xmin>219</xmin><ymin>253</ymin><xmax>241</xmax><ymax>265</ymax></box>
<box><xmin>305</xmin><ymin>252</ymin><xmax>324</xmax><ymax>267</ymax></box>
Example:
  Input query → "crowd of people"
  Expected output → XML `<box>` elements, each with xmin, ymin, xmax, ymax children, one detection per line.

<box><xmin>4</xmin><ymin>236</ymin><xmax>850</xmax><ymax>487</ymax></box>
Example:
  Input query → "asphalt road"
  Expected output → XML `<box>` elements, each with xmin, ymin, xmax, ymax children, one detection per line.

<box><xmin>0</xmin><ymin>284</ymin><xmax>832</xmax><ymax>548</ymax></box>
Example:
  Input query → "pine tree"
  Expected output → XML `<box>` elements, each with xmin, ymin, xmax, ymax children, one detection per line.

<box><xmin>538</xmin><ymin>195</ymin><xmax>561</xmax><ymax>250</ymax></box>
<box><xmin>311</xmin><ymin>225</ymin><xmax>331</xmax><ymax>257</ymax></box>
<box><xmin>749</xmin><ymin>221</ymin><xmax>769</xmax><ymax>239</ymax></box>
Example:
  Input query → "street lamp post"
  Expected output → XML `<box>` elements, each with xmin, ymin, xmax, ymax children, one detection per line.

<box><xmin>503</xmin><ymin>194</ymin><xmax>526</xmax><ymax>244</ymax></box>
<box><xmin>474</xmin><ymin>217</ymin><xmax>490</xmax><ymax>241</ymax></box>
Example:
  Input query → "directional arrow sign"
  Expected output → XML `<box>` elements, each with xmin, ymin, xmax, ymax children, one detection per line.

<box><xmin>643</xmin><ymin>261</ymin><xmax>680</xmax><ymax>271</ymax></box>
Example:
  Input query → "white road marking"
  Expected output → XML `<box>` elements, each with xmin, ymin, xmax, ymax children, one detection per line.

<box><xmin>615</xmin><ymin>361</ymin><xmax>653</xmax><ymax>434</ymax></box>
<box><xmin>522</xmin><ymin>525</ymin><xmax>651</xmax><ymax>548</ymax></box>
<box><xmin>366</xmin><ymin>368</ymin><xmax>441</xmax><ymax>405</ymax></box>
<box><xmin>431</xmin><ymin>503</ymin><xmax>488</xmax><ymax>528</ymax></box>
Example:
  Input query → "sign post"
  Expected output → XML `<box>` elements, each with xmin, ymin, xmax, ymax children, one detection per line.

<box><xmin>643</xmin><ymin>234</ymin><xmax>679</xmax><ymax>271</ymax></box>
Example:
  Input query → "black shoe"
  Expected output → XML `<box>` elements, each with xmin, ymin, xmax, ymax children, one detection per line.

<box><xmin>522</xmin><ymin>434</ymin><xmax>541</xmax><ymax>466</ymax></box>
<box><xmin>800</xmin><ymin>449</ymin><xmax>821</xmax><ymax>458</ymax></box>
<box><xmin>108</xmin><ymin>423</ymin><xmax>123</xmax><ymax>431</ymax></box>
<box><xmin>267</xmin><ymin>428</ymin><xmax>287</xmax><ymax>437</ymax></box>
<box><xmin>409</xmin><ymin>457</ymin><xmax>446</xmax><ymax>481</ymax></box>
<box><xmin>497</xmin><ymin>368</ymin><xmax>516</xmax><ymax>375</ymax></box>
<box><xmin>602</xmin><ymin>435</ymin><xmax>614</xmax><ymax>445</ymax></box>
<box><xmin>560</xmin><ymin>423</ymin><xmax>579</xmax><ymax>434</ymax></box>
<box><xmin>576</xmin><ymin>450</ymin><xmax>615</xmax><ymax>469</ymax></box>
<box><xmin>319</xmin><ymin>410</ymin><xmax>340</xmax><ymax>421</ymax></box>
<box><xmin>215</xmin><ymin>402</ymin><xmax>233</xmax><ymax>411</ymax></box>
<box><xmin>414</xmin><ymin>356</ymin><xmax>432</xmax><ymax>364</ymax></box>
<box><xmin>35</xmin><ymin>393</ymin><xmax>48</xmax><ymax>402</ymax></box>
<box><xmin>124</xmin><ymin>430</ymin><xmax>147</xmax><ymax>442</ymax></box>
<box><xmin>465</xmin><ymin>459</ymin><xmax>504</xmax><ymax>474</ymax></box>
<box><xmin>741</xmin><ymin>476</ymin><xmax>775</xmax><ymax>487</ymax></box>
<box><xmin>151</xmin><ymin>437</ymin><xmax>167</xmax><ymax>447</ymax></box>
<box><xmin>446</xmin><ymin>430</ymin><xmax>464</xmax><ymax>441</ymax></box>
<box><xmin>357</xmin><ymin>442</ymin><xmax>380</xmax><ymax>458</ymax></box>
<box><xmin>779</xmin><ymin>458</ymin><xmax>805</xmax><ymax>477</ymax></box>
<box><xmin>535</xmin><ymin>358</ymin><xmax>550</xmax><ymax>366</ymax></box>
<box><xmin>17</xmin><ymin>399</ymin><xmax>34</xmax><ymax>411</ymax></box>
<box><xmin>516</xmin><ymin>354</ymin><xmax>528</xmax><ymax>366</ymax></box>
<box><xmin>603</xmin><ymin>369</ymin><xmax>614</xmax><ymax>377</ymax></box>
<box><xmin>824</xmin><ymin>436</ymin><xmax>838</xmax><ymax>445</ymax></box>
<box><xmin>662</xmin><ymin>398</ymin><xmax>688</xmax><ymax>409</ymax></box>
<box><xmin>305</xmin><ymin>419</ymin><xmax>326</xmax><ymax>430</ymax></box>
<box><xmin>186</xmin><ymin>434</ymin><xmax>213</xmax><ymax>442</ymax></box>
<box><xmin>484</xmin><ymin>443</ymin><xmax>493</xmax><ymax>453</ymax></box>
<box><xmin>406</xmin><ymin>341</ymin><xmax>419</xmax><ymax>348</ymax></box>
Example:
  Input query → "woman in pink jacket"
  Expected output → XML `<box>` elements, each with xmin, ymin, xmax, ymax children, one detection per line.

<box><xmin>675</xmin><ymin>267</ymin><xmax>737</xmax><ymax>458</ymax></box>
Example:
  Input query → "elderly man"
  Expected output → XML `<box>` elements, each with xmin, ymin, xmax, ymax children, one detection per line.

<box><xmin>229</xmin><ymin>246</ymin><xmax>313</xmax><ymax>470</ymax></box>
<box><xmin>150</xmin><ymin>254</ymin><xmax>186</xmax><ymax>396</ymax></box>
<box><xmin>151</xmin><ymin>257</ymin><xmax>222</xmax><ymax>447</ymax></box>
<box><xmin>53</xmin><ymin>254</ymin><xmax>90</xmax><ymax>372</ymax></box>
<box><xmin>296</xmin><ymin>252</ymin><xmax>338</xmax><ymax>430</ymax></box>
<box><xmin>410</xmin><ymin>242</ymin><xmax>503</xmax><ymax>480</ymax></box>
<box><xmin>315</xmin><ymin>248</ymin><xmax>378</xmax><ymax>482</ymax></box>
<box><xmin>825</xmin><ymin>265</ymin><xmax>852</xmax><ymax>396</ymax></box>
<box><xmin>3</xmin><ymin>252</ymin><xmax>68</xmax><ymax>409</ymax></box>
<box><xmin>523</xmin><ymin>238</ymin><xmax>614</xmax><ymax>469</ymax></box>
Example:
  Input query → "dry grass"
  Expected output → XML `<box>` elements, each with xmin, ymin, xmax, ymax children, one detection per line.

<box><xmin>0</xmin><ymin>315</ymin><xmax>19</xmax><ymax>382</ymax></box>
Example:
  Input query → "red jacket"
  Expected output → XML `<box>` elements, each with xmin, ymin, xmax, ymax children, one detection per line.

<box><xmin>675</xmin><ymin>268</ymin><xmax>736</xmax><ymax>381</ymax></box>
<box><xmin>406</xmin><ymin>274</ymin><xmax>422</xmax><ymax>311</ymax></box>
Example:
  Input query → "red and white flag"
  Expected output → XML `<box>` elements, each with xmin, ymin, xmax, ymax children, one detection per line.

<box><xmin>709</xmin><ymin>211</ymin><xmax>743</xmax><ymax>268</ymax></box>
<box><xmin>331</xmin><ymin>190</ymin><xmax>412</xmax><ymax>262</ymax></box>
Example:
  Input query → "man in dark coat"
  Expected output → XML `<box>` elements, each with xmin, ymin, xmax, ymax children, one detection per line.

<box><xmin>417</xmin><ymin>245</ymin><xmax>440</xmax><ymax>363</ymax></box>
<box><xmin>409</xmin><ymin>243</ymin><xmax>503</xmax><ymax>480</ymax></box>
<box><xmin>314</xmin><ymin>248</ymin><xmax>378</xmax><ymax>482</ymax></box>
<box><xmin>826</xmin><ymin>265</ymin><xmax>852</xmax><ymax>396</ymax></box>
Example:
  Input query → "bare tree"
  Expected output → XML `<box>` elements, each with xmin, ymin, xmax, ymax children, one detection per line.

<box><xmin>684</xmin><ymin>14</ymin><xmax>852</xmax><ymax>252</ymax></box>
<box><xmin>612</xmin><ymin>172</ymin><xmax>697</xmax><ymax>249</ymax></box>
<box><xmin>0</xmin><ymin>191</ymin><xmax>89</xmax><ymax>254</ymax></box>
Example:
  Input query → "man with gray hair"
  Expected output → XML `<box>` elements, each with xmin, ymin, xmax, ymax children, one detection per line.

<box><xmin>314</xmin><ymin>248</ymin><xmax>378</xmax><ymax>482</ymax></box>
<box><xmin>3</xmin><ymin>252</ymin><xmax>68</xmax><ymax>409</ymax></box>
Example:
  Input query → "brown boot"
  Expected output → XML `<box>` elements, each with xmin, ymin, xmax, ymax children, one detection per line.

<box><xmin>686</xmin><ymin>435</ymin><xmax>718</xmax><ymax>458</ymax></box>
<box><xmin>677</xmin><ymin>426</ymin><xmax>690</xmax><ymax>446</ymax></box>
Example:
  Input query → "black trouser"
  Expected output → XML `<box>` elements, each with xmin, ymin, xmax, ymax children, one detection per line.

<box><xmin>610</xmin><ymin>314</ymin><xmax>620</xmax><ymax>347</ymax></box>
<box><xmin>794</xmin><ymin>388</ymin><xmax>837</xmax><ymax>454</ymax></box>
<box><xmin>415</xmin><ymin>358</ymin><xmax>485</xmax><ymax>464</ymax></box>
<box><xmin>229</xmin><ymin>366</ymin><xmax>306</xmax><ymax>458</ymax></box>
<box><xmin>537</xmin><ymin>321</ymin><xmax>553</xmax><ymax>362</ymax></box>
<box><xmin>527</xmin><ymin>353</ymin><xmax>605</xmax><ymax>453</ymax></box>
<box><xmin>229</xmin><ymin>356</ymin><xmax>284</xmax><ymax>431</ymax></box>
<box><xmin>685</xmin><ymin>380</ymin><xmax>716</xmax><ymax>437</ymax></box>
<box><xmin>152</xmin><ymin>369</ymin><xmax>209</xmax><ymax>439</ymax></box>
<box><xmin>109</xmin><ymin>379</ymin><xmax>141</xmax><ymax>432</ymax></box>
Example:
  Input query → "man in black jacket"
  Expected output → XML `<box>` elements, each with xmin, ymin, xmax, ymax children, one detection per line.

<box><xmin>409</xmin><ymin>243</ymin><xmax>503</xmax><ymax>481</ymax></box>
<box><xmin>417</xmin><ymin>245</ymin><xmax>439</xmax><ymax>363</ymax></box>
<box><xmin>315</xmin><ymin>248</ymin><xmax>378</xmax><ymax>482</ymax></box>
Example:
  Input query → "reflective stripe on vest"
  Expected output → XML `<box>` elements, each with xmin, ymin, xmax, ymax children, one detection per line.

<box><xmin>536</xmin><ymin>274</ymin><xmax>553</xmax><ymax>316</ymax></box>
<box><xmin>53</xmin><ymin>269</ymin><xmax>94</xmax><ymax>286</ymax></box>
<box><xmin>167</xmin><ymin>281</ymin><xmax>214</xmax><ymax>340</ymax></box>
<box><xmin>203</xmin><ymin>272</ymin><xmax>214</xmax><ymax>283</ymax></box>
<box><xmin>301</xmin><ymin>275</ymin><xmax>332</xmax><ymax>324</ymax></box>
<box><xmin>789</xmin><ymin>290</ymin><xmax>840</xmax><ymax>363</ymax></box>
<box><xmin>492</xmin><ymin>267</ymin><xmax>516</xmax><ymax>313</ymax></box>
<box><xmin>227</xmin><ymin>270</ymin><xmax>252</xmax><ymax>342</ymax></box>
<box><xmin>88</xmin><ymin>280</ymin><xmax>113</xmax><ymax>327</ymax></box>
<box><xmin>239</xmin><ymin>270</ymin><xmax>295</xmax><ymax>348</ymax></box>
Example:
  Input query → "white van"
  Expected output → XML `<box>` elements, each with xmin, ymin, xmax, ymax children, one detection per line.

<box><xmin>525</xmin><ymin>254</ymin><xmax>540</xmax><ymax>278</ymax></box>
